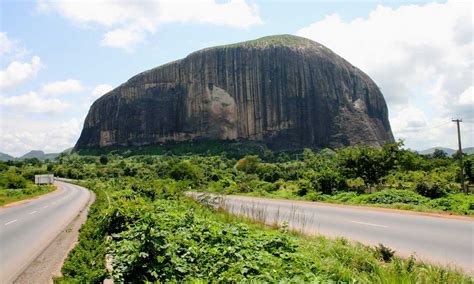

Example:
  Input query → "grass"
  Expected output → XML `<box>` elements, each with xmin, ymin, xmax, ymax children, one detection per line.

<box><xmin>0</xmin><ymin>184</ymin><xmax>55</xmax><ymax>206</ymax></box>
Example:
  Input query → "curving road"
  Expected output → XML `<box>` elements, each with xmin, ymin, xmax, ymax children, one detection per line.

<box><xmin>0</xmin><ymin>181</ymin><xmax>90</xmax><ymax>283</ymax></box>
<box><xmin>194</xmin><ymin>194</ymin><xmax>474</xmax><ymax>272</ymax></box>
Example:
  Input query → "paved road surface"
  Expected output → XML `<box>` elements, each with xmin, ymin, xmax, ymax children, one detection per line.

<box><xmin>0</xmin><ymin>181</ymin><xmax>90</xmax><ymax>283</ymax></box>
<box><xmin>197</xmin><ymin>194</ymin><xmax>474</xmax><ymax>272</ymax></box>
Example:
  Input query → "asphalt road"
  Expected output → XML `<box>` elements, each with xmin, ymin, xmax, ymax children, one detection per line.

<box><xmin>205</xmin><ymin>194</ymin><xmax>474</xmax><ymax>272</ymax></box>
<box><xmin>0</xmin><ymin>181</ymin><xmax>90</xmax><ymax>283</ymax></box>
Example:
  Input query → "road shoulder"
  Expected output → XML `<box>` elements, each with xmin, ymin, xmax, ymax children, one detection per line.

<box><xmin>14</xmin><ymin>189</ymin><xmax>96</xmax><ymax>284</ymax></box>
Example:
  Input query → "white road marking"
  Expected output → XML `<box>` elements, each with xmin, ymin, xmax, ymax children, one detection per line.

<box><xmin>43</xmin><ymin>205</ymin><xmax>49</xmax><ymax>209</ymax></box>
<box><xmin>351</xmin><ymin>221</ymin><xmax>388</xmax><ymax>228</ymax></box>
<box><xmin>29</xmin><ymin>211</ymin><xmax>37</xmax><ymax>215</ymax></box>
<box><xmin>4</xmin><ymin>220</ymin><xmax>17</xmax><ymax>226</ymax></box>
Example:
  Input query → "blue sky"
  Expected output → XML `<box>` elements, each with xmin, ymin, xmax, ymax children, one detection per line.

<box><xmin>1</xmin><ymin>0</ymin><xmax>472</xmax><ymax>156</ymax></box>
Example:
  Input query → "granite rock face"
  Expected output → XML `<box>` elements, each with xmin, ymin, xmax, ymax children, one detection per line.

<box><xmin>75</xmin><ymin>35</ymin><xmax>394</xmax><ymax>151</ymax></box>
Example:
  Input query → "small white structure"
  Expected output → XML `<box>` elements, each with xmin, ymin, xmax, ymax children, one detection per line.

<box><xmin>35</xmin><ymin>174</ymin><xmax>54</xmax><ymax>185</ymax></box>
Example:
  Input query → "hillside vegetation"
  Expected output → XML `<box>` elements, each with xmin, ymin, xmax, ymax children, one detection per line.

<box><xmin>1</xmin><ymin>143</ymin><xmax>473</xmax><ymax>281</ymax></box>
<box><xmin>71</xmin><ymin>142</ymin><xmax>474</xmax><ymax>215</ymax></box>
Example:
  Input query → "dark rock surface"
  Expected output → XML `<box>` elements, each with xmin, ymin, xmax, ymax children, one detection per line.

<box><xmin>75</xmin><ymin>35</ymin><xmax>394</xmax><ymax>151</ymax></box>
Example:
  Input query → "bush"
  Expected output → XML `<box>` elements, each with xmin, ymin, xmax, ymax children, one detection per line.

<box><xmin>1</xmin><ymin>172</ymin><xmax>28</xmax><ymax>189</ymax></box>
<box><xmin>313</xmin><ymin>169</ymin><xmax>344</xmax><ymax>195</ymax></box>
<box><xmin>108</xmin><ymin>200</ymin><xmax>316</xmax><ymax>282</ymax></box>
<box><xmin>415</xmin><ymin>182</ymin><xmax>447</xmax><ymax>199</ymax></box>
<box><xmin>99</xmin><ymin>155</ymin><xmax>108</xmax><ymax>165</ymax></box>
<box><xmin>331</xmin><ymin>192</ymin><xmax>358</xmax><ymax>202</ymax></box>
<box><xmin>357</xmin><ymin>190</ymin><xmax>427</xmax><ymax>205</ymax></box>
<box><xmin>375</xmin><ymin>243</ymin><xmax>395</xmax><ymax>262</ymax></box>
<box><xmin>346</xmin><ymin>177</ymin><xmax>366</xmax><ymax>193</ymax></box>
<box><xmin>235</xmin><ymin>155</ymin><xmax>260</xmax><ymax>174</ymax></box>
<box><xmin>305</xmin><ymin>191</ymin><xmax>326</xmax><ymax>201</ymax></box>
<box><xmin>169</xmin><ymin>160</ymin><xmax>204</xmax><ymax>184</ymax></box>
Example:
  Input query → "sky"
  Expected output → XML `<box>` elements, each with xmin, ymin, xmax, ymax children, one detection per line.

<box><xmin>0</xmin><ymin>0</ymin><xmax>472</xmax><ymax>157</ymax></box>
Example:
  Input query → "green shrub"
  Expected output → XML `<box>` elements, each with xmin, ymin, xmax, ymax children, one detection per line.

<box><xmin>415</xmin><ymin>182</ymin><xmax>447</xmax><ymax>198</ymax></box>
<box><xmin>346</xmin><ymin>177</ymin><xmax>366</xmax><ymax>193</ymax></box>
<box><xmin>374</xmin><ymin>244</ymin><xmax>395</xmax><ymax>262</ymax></box>
<box><xmin>0</xmin><ymin>172</ymin><xmax>28</xmax><ymax>189</ymax></box>
<box><xmin>169</xmin><ymin>160</ymin><xmax>204</xmax><ymax>184</ymax></box>
<box><xmin>305</xmin><ymin>191</ymin><xmax>326</xmax><ymax>201</ymax></box>
<box><xmin>99</xmin><ymin>155</ymin><xmax>109</xmax><ymax>165</ymax></box>
<box><xmin>356</xmin><ymin>190</ymin><xmax>427</xmax><ymax>205</ymax></box>
<box><xmin>108</xmin><ymin>202</ymin><xmax>317</xmax><ymax>282</ymax></box>
<box><xmin>313</xmin><ymin>169</ymin><xmax>344</xmax><ymax>195</ymax></box>
<box><xmin>331</xmin><ymin>192</ymin><xmax>359</xmax><ymax>202</ymax></box>
<box><xmin>235</xmin><ymin>155</ymin><xmax>260</xmax><ymax>174</ymax></box>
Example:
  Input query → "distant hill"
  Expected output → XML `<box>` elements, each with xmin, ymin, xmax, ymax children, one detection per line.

<box><xmin>0</xmin><ymin>152</ymin><xmax>15</xmax><ymax>161</ymax></box>
<box><xmin>0</xmin><ymin>148</ymin><xmax>73</xmax><ymax>161</ymax></box>
<box><xmin>418</xmin><ymin>147</ymin><xmax>474</xmax><ymax>155</ymax></box>
<box><xmin>18</xmin><ymin>150</ymin><xmax>60</xmax><ymax>161</ymax></box>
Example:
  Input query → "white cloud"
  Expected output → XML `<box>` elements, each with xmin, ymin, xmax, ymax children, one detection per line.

<box><xmin>91</xmin><ymin>84</ymin><xmax>113</xmax><ymax>99</ymax></box>
<box><xmin>391</xmin><ymin>105</ymin><xmax>428</xmax><ymax>134</ymax></box>
<box><xmin>0</xmin><ymin>32</ymin><xmax>28</xmax><ymax>59</ymax></box>
<box><xmin>0</xmin><ymin>115</ymin><xmax>82</xmax><ymax>156</ymax></box>
<box><xmin>0</xmin><ymin>56</ymin><xmax>42</xmax><ymax>90</ymax></box>
<box><xmin>38</xmin><ymin>0</ymin><xmax>262</xmax><ymax>51</ymax></box>
<box><xmin>297</xmin><ymin>0</ymin><xmax>473</xmax><ymax>149</ymax></box>
<box><xmin>158</xmin><ymin>0</ymin><xmax>262</xmax><ymax>28</ymax></box>
<box><xmin>100</xmin><ymin>28</ymin><xmax>145</xmax><ymax>51</ymax></box>
<box><xmin>40</xmin><ymin>79</ymin><xmax>84</xmax><ymax>96</ymax></box>
<box><xmin>391</xmin><ymin>104</ymin><xmax>473</xmax><ymax>150</ymax></box>
<box><xmin>297</xmin><ymin>1</ymin><xmax>472</xmax><ymax>108</ymax></box>
<box><xmin>458</xmin><ymin>86</ymin><xmax>473</xmax><ymax>106</ymax></box>
<box><xmin>0</xmin><ymin>91</ymin><xmax>69</xmax><ymax>114</ymax></box>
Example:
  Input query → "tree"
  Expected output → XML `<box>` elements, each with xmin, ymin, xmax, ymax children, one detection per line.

<box><xmin>432</xmin><ymin>149</ymin><xmax>448</xmax><ymax>159</ymax></box>
<box><xmin>464</xmin><ymin>160</ymin><xmax>473</xmax><ymax>183</ymax></box>
<box><xmin>235</xmin><ymin>155</ymin><xmax>260</xmax><ymax>174</ymax></box>
<box><xmin>1</xmin><ymin>172</ymin><xmax>27</xmax><ymax>189</ymax></box>
<box><xmin>169</xmin><ymin>160</ymin><xmax>204</xmax><ymax>184</ymax></box>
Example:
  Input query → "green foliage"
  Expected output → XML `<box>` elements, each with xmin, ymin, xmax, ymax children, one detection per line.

<box><xmin>346</xmin><ymin>177</ymin><xmax>366</xmax><ymax>193</ymax></box>
<box><xmin>168</xmin><ymin>160</ymin><xmax>204</xmax><ymax>184</ymax></box>
<box><xmin>99</xmin><ymin>155</ymin><xmax>109</xmax><ymax>165</ymax></box>
<box><xmin>355</xmin><ymin>190</ymin><xmax>428</xmax><ymax>205</ymax></box>
<box><xmin>432</xmin><ymin>149</ymin><xmax>448</xmax><ymax>159</ymax></box>
<box><xmin>415</xmin><ymin>181</ymin><xmax>447</xmax><ymax>198</ymax></box>
<box><xmin>58</xmin><ymin>176</ymin><xmax>471</xmax><ymax>283</ymax></box>
<box><xmin>464</xmin><ymin>159</ymin><xmax>473</xmax><ymax>183</ymax></box>
<box><xmin>109</xmin><ymin>202</ymin><xmax>315</xmax><ymax>282</ymax></box>
<box><xmin>374</xmin><ymin>244</ymin><xmax>395</xmax><ymax>262</ymax></box>
<box><xmin>0</xmin><ymin>172</ymin><xmax>27</xmax><ymax>189</ymax></box>
<box><xmin>235</xmin><ymin>155</ymin><xmax>260</xmax><ymax>174</ymax></box>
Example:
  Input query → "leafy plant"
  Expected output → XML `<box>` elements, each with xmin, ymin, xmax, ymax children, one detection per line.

<box><xmin>375</xmin><ymin>243</ymin><xmax>395</xmax><ymax>262</ymax></box>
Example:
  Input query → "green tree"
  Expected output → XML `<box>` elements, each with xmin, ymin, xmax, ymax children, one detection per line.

<box><xmin>235</xmin><ymin>155</ymin><xmax>260</xmax><ymax>174</ymax></box>
<box><xmin>1</xmin><ymin>172</ymin><xmax>27</xmax><ymax>189</ymax></box>
<box><xmin>431</xmin><ymin>149</ymin><xmax>447</xmax><ymax>159</ymax></box>
<box><xmin>169</xmin><ymin>160</ymin><xmax>204</xmax><ymax>184</ymax></box>
<box><xmin>464</xmin><ymin>159</ymin><xmax>473</xmax><ymax>183</ymax></box>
